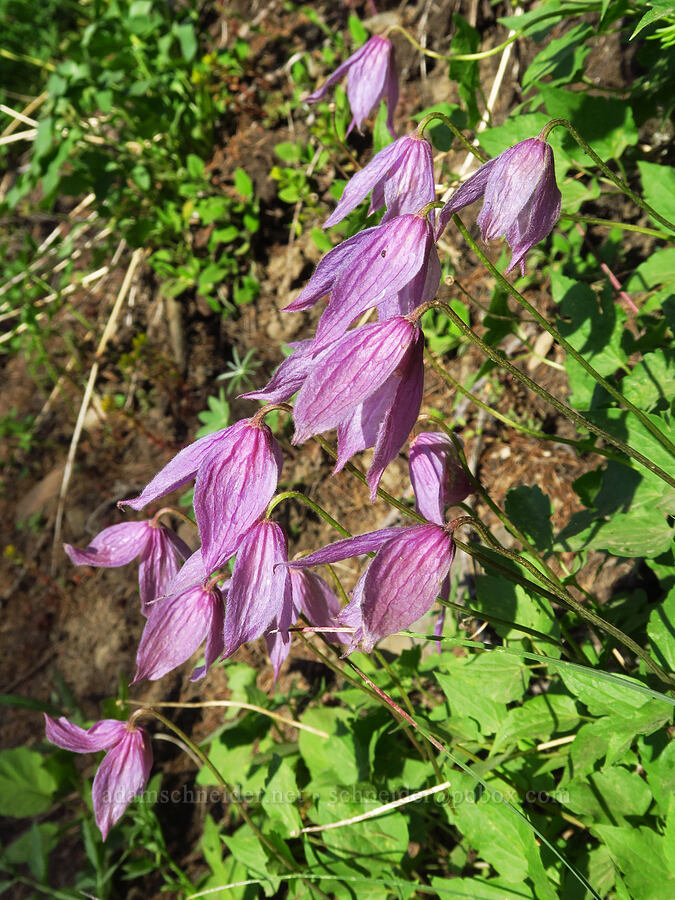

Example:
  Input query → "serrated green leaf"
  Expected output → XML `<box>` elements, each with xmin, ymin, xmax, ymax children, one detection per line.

<box><xmin>565</xmin><ymin>765</ymin><xmax>652</xmax><ymax>824</ymax></box>
<box><xmin>648</xmin><ymin>585</ymin><xmax>675</xmax><ymax>671</ymax></box>
<box><xmin>638</xmin><ymin>161</ymin><xmax>675</xmax><ymax>229</ymax></box>
<box><xmin>492</xmin><ymin>694</ymin><xmax>580</xmax><ymax>753</ymax></box>
<box><xmin>595</xmin><ymin>825</ymin><xmax>675</xmax><ymax>899</ymax></box>
<box><xmin>0</xmin><ymin>748</ymin><xmax>60</xmax><ymax>817</ymax></box>
<box><xmin>504</xmin><ymin>485</ymin><xmax>553</xmax><ymax>551</ymax></box>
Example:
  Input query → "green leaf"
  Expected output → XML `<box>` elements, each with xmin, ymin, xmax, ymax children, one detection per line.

<box><xmin>523</xmin><ymin>23</ymin><xmax>593</xmax><ymax>90</ymax></box>
<box><xmin>174</xmin><ymin>22</ymin><xmax>197</xmax><ymax>62</ymax></box>
<box><xmin>622</xmin><ymin>349</ymin><xmax>675</xmax><ymax>413</ymax></box>
<box><xmin>222</xmin><ymin>826</ymin><xmax>280</xmax><ymax>897</ymax></box>
<box><xmin>0</xmin><ymin>748</ymin><xmax>60</xmax><ymax>817</ymax></box>
<box><xmin>631</xmin><ymin>1</ymin><xmax>675</xmax><ymax>39</ymax></box>
<box><xmin>298</xmin><ymin>707</ymin><xmax>359</xmax><ymax>788</ymax></box>
<box><xmin>565</xmin><ymin>765</ymin><xmax>652</xmax><ymax>824</ymax></box>
<box><xmin>448</xmin><ymin>774</ymin><xmax>556</xmax><ymax>898</ymax></box>
<box><xmin>539</xmin><ymin>83</ymin><xmax>638</xmax><ymax>161</ymax></box>
<box><xmin>648</xmin><ymin>585</ymin><xmax>675</xmax><ymax>671</ymax></box>
<box><xmin>595</xmin><ymin>825</ymin><xmax>675</xmax><ymax>899</ymax></box>
<box><xmin>3</xmin><ymin>822</ymin><xmax>60</xmax><ymax>882</ymax></box>
<box><xmin>638</xmin><ymin>161</ymin><xmax>675</xmax><ymax>229</ymax></box>
<box><xmin>449</xmin><ymin>15</ymin><xmax>480</xmax><ymax>128</ymax></box>
<box><xmin>234</xmin><ymin>167</ymin><xmax>253</xmax><ymax>199</ymax></box>
<box><xmin>558</xmin><ymin>666</ymin><xmax>652</xmax><ymax>717</ymax></box>
<box><xmin>492</xmin><ymin>694</ymin><xmax>580</xmax><ymax>753</ymax></box>
<box><xmin>347</xmin><ymin>13</ymin><xmax>368</xmax><ymax>47</ymax></box>
<box><xmin>186</xmin><ymin>153</ymin><xmax>205</xmax><ymax>180</ymax></box>
<box><xmin>504</xmin><ymin>485</ymin><xmax>553</xmax><ymax>551</ymax></box>
<box><xmin>261</xmin><ymin>756</ymin><xmax>301</xmax><ymax>836</ymax></box>
<box><xmin>586</xmin><ymin>508</ymin><xmax>674</xmax><ymax>558</ymax></box>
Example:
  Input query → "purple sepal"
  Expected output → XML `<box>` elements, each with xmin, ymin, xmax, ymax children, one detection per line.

<box><xmin>437</xmin><ymin>138</ymin><xmax>561</xmax><ymax>273</ymax></box>
<box><xmin>45</xmin><ymin>716</ymin><xmax>126</xmax><ymax>753</ymax></box>
<box><xmin>307</xmin><ymin>36</ymin><xmax>398</xmax><ymax>136</ymax></box>
<box><xmin>366</xmin><ymin>329</ymin><xmax>424</xmax><ymax>501</ymax></box>
<box><xmin>324</xmin><ymin>134</ymin><xmax>435</xmax><ymax>228</ymax></box>
<box><xmin>44</xmin><ymin>715</ymin><xmax>152</xmax><ymax>840</ymax></box>
<box><xmin>223</xmin><ymin>520</ymin><xmax>291</xmax><ymax>658</ymax></box>
<box><xmin>138</xmin><ymin>525</ymin><xmax>191</xmax><ymax>615</ymax></box>
<box><xmin>133</xmin><ymin>581</ymin><xmax>225</xmax><ymax>682</ymax></box>
<box><xmin>292</xmin><ymin>317</ymin><xmax>418</xmax><ymax>444</ymax></box>
<box><xmin>240</xmin><ymin>341</ymin><xmax>315</xmax><ymax>404</ymax></box>
<box><xmin>287</xmin><ymin>527</ymin><xmax>406</xmax><ymax>569</ymax></box>
<box><xmin>64</xmin><ymin>521</ymin><xmax>152</xmax><ymax>568</ymax></box>
<box><xmin>409</xmin><ymin>431</ymin><xmax>472</xmax><ymax>524</ymax></box>
<box><xmin>194</xmin><ymin>421</ymin><xmax>283</xmax><ymax>572</ymax></box>
<box><xmin>357</xmin><ymin>524</ymin><xmax>455</xmax><ymax>652</ymax></box>
<box><xmin>290</xmin><ymin>569</ymin><xmax>344</xmax><ymax>643</ymax></box>
<box><xmin>119</xmin><ymin>428</ymin><xmax>229</xmax><ymax>511</ymax></box>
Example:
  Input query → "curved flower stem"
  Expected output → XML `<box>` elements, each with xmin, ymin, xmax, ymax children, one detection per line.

<box><xmin>540</xmin><ymin>119</ymin><xmax>675</xmax><ymax>233</ymax></box>
<box><xmin>123</xmin><ymin>698</ymin><xmax>330</xmax><ymax>738</ymax></box>
<box><xmin>142</xmin><ymin>709</ymin><xmax>306</xmax><ymax>879</ymax></box>
<box><xmin>452</xmin><ymin>531</ymin><xmax>675</xmax><ymax>688</ymax></box>
<box><xmin>150</xmin><ymin>506</ymin><xmax>198</xmax><ymax>530</ymax></box>
<box><xmin>374</xmin><ymin>648</ymin><xmax>446</xmax><ymax>784</ymax></box>
<box><xmin>266</xmin><ymin>490</ymin><xmax>350</xmax><ymax>537</ymax></box>
<box><xmin>560</xmin><ymin>213</ymin><xmax>675</xmax><ymax>243</ymax></box>
<box><xmin>310</xmin><ymin>432</ymin><xmax>672</xmax><ymax>683</ymax></box>
<box><xmin>385</xmin><ymin>24</ymin><xmax>520</xmax><ymax>63</ymax></box>
<box><xmin>416</xmin><ymin>111</ymin><xmax>488</xmax><ymax>163</ymax></box>
<box><xmin>424</xmin><ymin>347</ymin><xmax>615</xmax><ymax>462</ymax></box>
<box><xmin>453</xmin><ymin>215</ymin><xmax>675</xmax><ymax>460</ymax></box>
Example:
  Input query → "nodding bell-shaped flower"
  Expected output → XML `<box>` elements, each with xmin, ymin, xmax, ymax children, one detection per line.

<box><xmin>222</xmin><ymin>519</ymin><xmax>292</xmax><ymax>661</ymax></box>
<box><xmin>44</xmin><ymin>714</ymin><xmax>152</xmax><ymax>840</ymax></box>
<box><xmin>409</xmin><ymin>432</ymin><xmax>473</xmax><ymax>525</ymax></box>
<box><xmin>119</xmin><ymin>417</ymin><xmax>282</xmax><ymax>573</ymax></box>
<box><xmin>284</xmin><ymin>214</ymin><xmax>435</xmax><ymax>349</ymax></box>
<box><xmin>265</xmin><ymin>568</ymin><xmax>345</xmax><ymax>680</ymax></box>
<box><xmin>133</xmin><ymin>551</ymin><xmax>225</xmax><ymax>683</ymax></box>
<box><xmin>306</xmin><ymin>35</ymin><xmax>398</xmax><ymax>137</ymax></box>
<box><xmin>64</xmin><ymin>520</ymin><xmax>191</xmax><ymax>616</ymax></box>
<box><xmin>289</xmin><ymin>523</ymin><xmax>455</xmax><ymax>653</ymax></box>
<box><xmin>324</xmin><ymin>133</ymin><xmax>436</xmax><ymax>228</ymax></box>
<box><xmin>437</xmin><ymin>137</ymin><xmax>562</xmax><ymax>275</ymax></box>
<box><xmin>293</xmin><ymin>316</ymin><xmax>424</xmax><ymax>499</ymax></box>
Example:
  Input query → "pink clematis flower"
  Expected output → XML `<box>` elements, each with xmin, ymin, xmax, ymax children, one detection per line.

<box><xmin>289</xmin><ymin>524</ymin><xmax>455</xmax><ymax>653</ymax></box>
<box><xmin>119</xmin><ymin>417</ymin><xmax>282</xmax><ymax>573</ymax></box>
<box><xmin>437</xmin><ymin>137</ymin><xmax>562</xmax><ymax>275</ymax></box>
<box><xmin>64</xmin><ymin>520</ymin><xmax>191</xmax><ymax>616</ymax></box>
<box><xmin>306</xmin><ymin>35</ymin><xmax>398</xmax><ymax>137</ymax></box>
<box><xmin>284</xmin><ymin>214</ymin><xmax>435</xmax><ymax>349</ymax></box>
<box><xmin>133</xmin><ymin>551</ymin><xmax>225</xmax><ymax>683</ymax></box>
<box><xmin>45</xmin><ymin>714</ymin><xmax>152</xmax><ymax>840</ymax></box>
<box><xmin>409</xmin><ymin>431</ymin><xmax>472</xmax><ymax>525</ymax></box>
<box><xmin>324</xmin><ymin>133</ymin><xmax>436</xmax><ymax>228</ymax></box>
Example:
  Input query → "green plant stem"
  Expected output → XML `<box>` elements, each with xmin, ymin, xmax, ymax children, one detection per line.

<box><xmin>424</xmin><ymin>347</ymin><xmax>613</xmax><ymax>461</ymax></box>
<box><xmin>416</xmin><ymin>111</ymin><xmax>487</xmax><ymax>163</ymax></box>
<box><xmin>312</xmin><ymin>431</ymin><xmax>672</xmax><ymax>682</ymax></box>
<box><xmin>434</xmin><ymin>291</ymin><xmax>675</xmax><ymax>489</ymax></box>
<box><xmin>297</xmin><ymin>633</ymin><xmax>430</xmax><ymax>763</ymax></box>
<box><xmin>560</xmin><ymin>213</ymin><xmax>675</xmax><ymax>242</ymax></box>
<box><xmin>386</xmin><ymin>24</ymin><xmax>520</xmax><ymax>63</ymax></box>
<box><xmin>374</xmin><ymin>648</ymin><xmax>445</xmax><ymax>783</ymax></box>
<box><xmin>453</xmin><ymin>216</ymin><xmax>675</xmax><ymax>463</ymax></box>
<box><xmin>145</xmin><ymin>710</ymin><xmax>299</xmax><ymax>876</ymax></box>
<box><xmin>541</xmin><ymin>119</ymin><xmax>675</xmax><ymax>232</ymax></box>
<box><xmin>267</xmin><ymin>489</ymin><xmax>350</xmax><ymax>537</ymax></box>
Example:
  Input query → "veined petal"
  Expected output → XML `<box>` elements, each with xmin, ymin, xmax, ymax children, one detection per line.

<box><xmin>382</xmin><ymin>135</ymin><xmax>435</xmax><ymax>222</ymax></box>
<box><xmin>314</xmin><ymin>216</ymin><xmax>429</xmax><ymax>347</ymax></box>
<box><xmin>323</xmin><ymin>138</ymin><xmax>402</xmax><ymax>228</ymax></box>
<box><xmin>240</xmin><ymin>341</ymin><xmax>315</xmax><ymax>403</ymax></box>
<box><xmin>379</xmin><ymin>236</ymin><xmax>440</xmax><ymax>319</ymax></box>
<box><xmin>45</xmin><ymin>716</ymin><xmax>126</xmax><ymax>753</ymax></box>
<box><xmin>409</xmin><ymin>431</ymin><xmax>472</xmax><ymax>524</ymax></box>
<box><xmin>191</xmin><ymin>587</ymin><xmax>226</xmax><ymax>681</ymax></box>
<box><xmin>346</xmin><ymin>37</ymin><xmax>390</xmax><ymax>132</ymax></box>
<box><xmin>283</xmin><ymin>229</ymin><xmax>372</xmax><ymax>313</ymax></box>
<box><xmin>138</xmin><ymin>525</ymin><xmax>191</xmax><ymax>615</ymax></box>
<box><xmin>384</xmin><ymin>47</ymin><xmax>399</xmax><ymax>138</ymax></box>
<box><xmin>290</xmin><ymin>569</ymin><xmax>343</xmax><ymax>644</ymax></box>
<box><xmin>287</xmin><ymin>527</ymin><xmax>407</xmax><ymax>569</ymax></box>
<box><xmin>305</xmin><ymin>41</ymin><xmax>371</xmax><ymax>103</ymax></box>
<box><xmin>195</xmin><ymin>421</ymin><xmax>282</xmax><ymax>572</ymax></box>
<box><xmin>92</xmin><ymin>727</ymin><xmax>152</xmax><ymax>840</ymax></box>
<box><xmin>119</xmin><ymin>427</ymin><xmax>233</xmax><ymax>511</ymax></box>
<box><xmin>292</xmin><ymin>317</ymin><xmax>417</xmax><ymax>443</ymax></box>
<box><xmin>359</xmin><ymin>524</ymin><xmax>454</xmax><ymax>651</ymax></box>
<box><xmin>64</xmin><ymin>521</ymin><xmax>151</xmax><ymax>568</ymax></box>
<box><xmin>367</xmin><ymin>329</ymin><xmax>424</xmax><ymax>500</ymax></box>
<box><xmin>436</xmin><ymin>156</ymin><xmax>498</xmax><ymax>237</ymax></box>
<box><xmin>162</xmin><ymin>549</ymin><xmax>207</xmax><ymax>598</ymax></box>
<box><xmin>334</xmin><ymin>374</ymin><xmax>399</xmax><ymax>474</ymax></box>
<box><xmin>224</xmin><ymin>520</ymin><xmax>291</xmax><ymax>656</ymax></box>
<box><xmin>134</xmin><ymin>584</ymin><xmax>221</xmax><ymax>682</ymax></box>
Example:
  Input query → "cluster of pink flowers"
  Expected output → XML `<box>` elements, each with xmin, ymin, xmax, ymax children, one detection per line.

<box><xmin>46</xmin><ymin>28</ymin><xmax>562</xmax><ymax>839</ymax></box>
